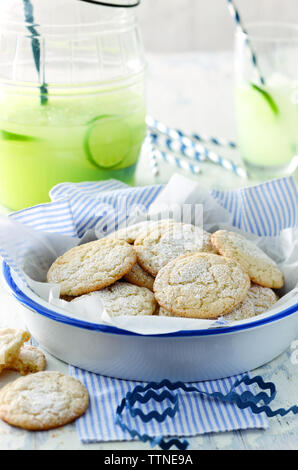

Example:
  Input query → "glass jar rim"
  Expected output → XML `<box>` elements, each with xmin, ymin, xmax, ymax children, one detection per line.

<box><xmin>236</xmin><ymin>22</ymin><xmax>298</xmax><ymax>43</ymax></box>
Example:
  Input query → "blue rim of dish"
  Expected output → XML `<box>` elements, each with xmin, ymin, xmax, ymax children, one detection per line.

<box><xmin>3</xmin><ymin>261</ymin><xmax>298</xmax><ymax>337</ymax></box>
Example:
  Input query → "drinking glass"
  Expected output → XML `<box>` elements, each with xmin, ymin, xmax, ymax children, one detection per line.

<box><xmin>235</xmin><ymin>23</ymin><xmax>298</xmax><ymax>179</ymax></box>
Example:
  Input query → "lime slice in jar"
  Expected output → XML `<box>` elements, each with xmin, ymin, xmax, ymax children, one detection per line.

<box><xmin>84</xmin><ymin>114</ymin><xmax>131</xmax><ymax>169</ymax></box>
<box><xmin>0</xmin><ymin>129</ymin><xmax>38</xmax><ymax>141</ymax></box>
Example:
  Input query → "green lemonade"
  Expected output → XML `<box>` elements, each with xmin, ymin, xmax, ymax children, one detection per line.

<box><xmin>0</xmin><ymin>89</ymin><xmax>146</xmax><ymax>210</ymax></box>
<box><xmin>235</xmin><ymin>78</ymin><xmax>298</xmax><ymax>173</ymax></box>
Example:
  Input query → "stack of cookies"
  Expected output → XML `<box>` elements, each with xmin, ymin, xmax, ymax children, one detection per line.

<box><xmin>0</xmin><ymin>328</ymin><xmax>46</xmax><ymax>375</ymax></box>
<box><xmin>47</xmin><ymin>220</ymin><xmax>283</xmax><ymax>322</ymax></box>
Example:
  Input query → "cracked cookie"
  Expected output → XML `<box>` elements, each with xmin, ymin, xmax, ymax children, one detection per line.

<box><xmin>71</xmin><ymin>281</ymin><xmax>157</xmax><ymax>317</ymax></box>
<box><xmin>134</xmin><ymin>222</ymin><xmax>216</xmax><ymax>277</ymax></box>
<box><xmin>211</xmin><ymin>230</ymin><xmax>284</xmax><ymax>289</ymax></box>
<box><xmin>47</xmin><ymin>238</ymin><xmax>137</xmax><ymax>297</ymax></box>
<box><xmin>153</xmin><ymin>252</ymin><xmax>250</xmax><ymax>319</ymax></box>
<box><xmin>7</xmin><ymin>345</ymin><xmax>46</xmax><ymax>376</ymax></box>
<box><xmin>0</xmin><ymin>329</ymin><xmax>30</xmax><ymax>372</ymax></box>
<box><xmin>107</xmin><ymin>219</ymin><xmax>175</xmax><ymax>244</ymax></box>
<box><xmin>224</xmin><ymin>283</ymin><xmax>278</xmax><ymax>322</ymax></box>
<box><xmin>0</xmin><ymin>371</ymin><xmax>89</xmax><ymax>431</ymax></box>
<box><xmin>124</xmin><ymin>263</ymin><xmax>155</xmax><ymax>291</ymax></box>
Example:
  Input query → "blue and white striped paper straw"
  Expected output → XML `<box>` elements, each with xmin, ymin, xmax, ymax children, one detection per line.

<box><xmin>150</xmin><ymin>142</ymin><xmax>201</xmax><ymax>175</ymax></box>
<box><xmin>147</xmin><ymin>118</ymin><xmax>247</xmax><ymax>179</ymax></box>
<box><xmin>147</xmin><ymin>116</ymin><xmax>236</xmax><ymax>150</ymax></box>
<box><xmin>226</xmin><ymin>0</ymin><xmax>265</xmax><ymax>85</ymax></box>
<box><xmin>146</xmin><ymin>133</ymin><xmax>159</xmax><ymax>177</ymax></box>
<box><xmin>191</xmin><ymin>132</ymin><xmax>237</xmax><ymax>149</ymax></box>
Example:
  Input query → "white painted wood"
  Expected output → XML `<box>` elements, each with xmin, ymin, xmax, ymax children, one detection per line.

<box><xmin>0</xmin><ymin>51</ymin><xmax>297</xmax><ymax>449</ymax></box>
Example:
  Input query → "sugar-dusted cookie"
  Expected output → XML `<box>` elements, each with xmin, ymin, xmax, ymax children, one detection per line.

<box><xmin>71</xmin><ymin>281</ymin><xmax>157</xmax><ymax>317</ymax></box>
<box><xmin>211</xmin><ymin>230</ymin><xmax>284</xmax><ymax>289</ymax></box>
<box><xmin>0</xmin><ymin>371</ymin><xmax>89</xmax><ymax>431</ymax></box>
<box><xmin>0</xmin><ymin>329</ymin><xmax>30</xmax><ymax>370</ymax></box>
<box><xmin>124</xmin><ymin>263</ymin><xmax>155</xmax><ymax>291</ymax></box>
<box><xmin>107</xmin><ymin>219</ymin><xmax>175</xmax><ymax>244</ymax></box>
<box><xmin>7</xmin><ymin>345</ymin><xmax>46</xmax><ymax>376</ymax></box>
<box><xmin>158</xmin><ymin>307</ymin><xmax>172</xmax><ymax>317</ymax></box>
<box><xmin>134</xmin><ymin>222</ymin><xmax>216</xmax><ymax>276</ymax></box>
<box><xmin>153</xmin><ymin>253</ymin><xmax>250</xmax><ymax>319</ymax></box>
<box><xmin>224</xmin><ymin>284</ymin><xmax>278</xmax><ymax>322</ymax></box>
<box><xmin>47</xmin><ymin>238</ymin><xmax>137</xmax><ymax>296</ymax></box>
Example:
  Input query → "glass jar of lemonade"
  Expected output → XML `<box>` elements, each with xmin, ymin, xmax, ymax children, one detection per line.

<box><xmin>234</xmin><ymin>23</ymin><xmax>298</xmax><ymax>179</ymax></box>
<box><xmin>0</xmin><ymin>0</ymin><xmax>146</xmax><ymax>210</ymax></box>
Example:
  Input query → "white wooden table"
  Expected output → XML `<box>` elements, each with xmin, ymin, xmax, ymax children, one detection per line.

<box><xmin>0</xmin><ymin>52</ymin><xmax>298</xmax><ymax>450</ymax></box>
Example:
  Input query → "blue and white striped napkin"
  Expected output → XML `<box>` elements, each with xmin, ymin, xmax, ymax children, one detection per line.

<box><xmin>8</xmin><ymin>175</ymin><xmax>298</xmax><ymax>443</ymax></box>
<box><xmin>69</xmin><ymin>367</ymin><xmax>268</xmax><ymax>442</ymax></box>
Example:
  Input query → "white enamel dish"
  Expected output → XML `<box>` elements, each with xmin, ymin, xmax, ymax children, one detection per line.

<box><xmin>3</xmin><ymin>261</ymin><xmax>298</xmax><ymax>382</ymax></box>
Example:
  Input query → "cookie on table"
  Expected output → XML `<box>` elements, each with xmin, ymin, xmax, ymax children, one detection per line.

<box><xmin>107</xmin><ymin>219</ymin><xmax>175</xmax><ymax>244</ymax></box>
<box><xmin>7</xmin><ymin>345</ymin><xmax>46</xmax><ymax>376</ymax></box>
<box><xmin>153</xmin><ymin>252</ymin><xmax>250</xmax><ymax>319</ymax></box>
<box><xmin>71</xmin><ymin>281</ymin><xmax>157</xmax><ymax>317</ymax></box>
<box><xmin>47</xmin><ymin>238</ymin><xmax>137</xmax><ymax>297</ymax></box>
<box><xmin>211</xmin><ymin>230</ymin><xmax>284</xmax><ymax>289</ymax></box>
<box><xmin>124</xmin><ymin>263</ymin><xmax>155</xmax><ymax>291</ymax></box>
<box><xmin>0</xmin><ymin>371</ymin><xmax>89</xmax><ymax>431</ymax></box>
<box><xmin>224</xmin><ymin>284</ymin><xmax>278</xmax><ymax>322</ymax></box>
<box><xmin>0</xmin><ymin>329</ymin><xmax>30</xmax><ymax>372</ymax></box>
<box><xmin>134</xmin><ymin>222</ymin><xmax>216</xmax><ymax>277</ymax></box>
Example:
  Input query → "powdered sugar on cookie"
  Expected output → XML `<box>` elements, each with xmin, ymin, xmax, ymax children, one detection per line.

<box><xmin>154</xmin><ymin>252</ymin><xmax>250</xmax><ymax>319</ymax></box>
<box><xmin>135</xmin><ymin>222</ymin><xmax>216</xmax><ymax>276</ymax></box>
<box><xmin>0</xmin><ymin>371</ymin><xmax>89</xmax><ymax>431</ymax></box>
<box><xmin>71</xmin><ymin>281</ymin><xmax>156</xmax><ymax>317</ymax></box>
<box><xmin>211</xmin><ymin>230</ymin><xmax>284</xmax><ymax>289</ymax></box>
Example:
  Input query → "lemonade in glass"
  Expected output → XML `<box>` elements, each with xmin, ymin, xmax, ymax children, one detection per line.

<box><xmin>235</xmin><ymin>23</ymin><xmax>298</xmax><ymax>178</ymax></box>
